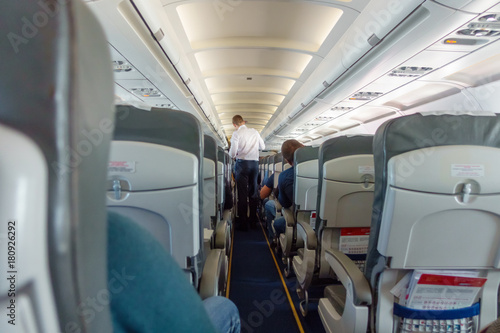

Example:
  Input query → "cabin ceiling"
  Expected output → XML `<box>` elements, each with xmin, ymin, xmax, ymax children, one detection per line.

<box><xmin>87</xmin><ymin>0</ymin><xmax>500</xmax><ymax>148</ymax></box>
<box><xmin>157</xmin><ymin>0</ymin><xmax>367</xmax><ymax>137</ymax></box>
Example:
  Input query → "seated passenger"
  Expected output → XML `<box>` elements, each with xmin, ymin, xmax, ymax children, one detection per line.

<box><xmin>107</xmin><ymin>211</ymin><xmax>241</xmax><ymax>333</ymax></box>
<box><xmin>259</xmin><ymin>172</ymin><xmax>276</xmax><ymax>239</ymax></box>
<box><xmin>481</xmin><ymin>318</ymin><xmax>500</xmax><ymax>333</ymax></box>
<box><xmin>270</xmin><ymin>140</ymin><xmax>304</xmax><ymax>240</ymax></box>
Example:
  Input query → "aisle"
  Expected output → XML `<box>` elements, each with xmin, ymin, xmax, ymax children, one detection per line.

<box><xmin>228</xmin><ymin>222</ymin><xmax>303</xmax><ymax>333</ymax></box>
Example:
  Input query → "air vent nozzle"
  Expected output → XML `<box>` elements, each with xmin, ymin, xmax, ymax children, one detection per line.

<box><xmin>331</xmin><ymin>107</ymin><xmax>353</xmax><ymax>112</ymax></box>
<box><xmin>131</xmin><ymin>88</ymin><xmax>162</xmax><ymax>98</ymax></box>
<box><xmin>389</xmin><ymin>66</ymin><xmax>433</xmax><ymax>77</ymax></box>
<box><xmin>112</xmin><ymin>61</ymin><xmax>133</xmax><ymax>73</ymax></box>
<box><xmin>349</xmin><ymin>92</ymin><xmax>383</xmax><ymax>100</ymax></box>
<box><xmin>458</xmin><ymin>28</ymin><xmax>500</xmax><ymax>37</ymax></box>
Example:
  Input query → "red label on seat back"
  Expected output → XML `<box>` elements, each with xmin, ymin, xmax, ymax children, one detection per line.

<box><xmin>418</xmin><ymin>274</ymin><xmax>487</xmax><ymax>287</ymax></box>
<box><xmin>340</xmin><ymin>227</ymin><xmax>370</xmax><ymax>236</ymax></box>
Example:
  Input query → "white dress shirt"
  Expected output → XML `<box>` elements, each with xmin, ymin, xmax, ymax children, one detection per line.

<box><xmin>229</xmin><ymin>125</ymin><xmax>265</xmax><ymax>161</ymax></box>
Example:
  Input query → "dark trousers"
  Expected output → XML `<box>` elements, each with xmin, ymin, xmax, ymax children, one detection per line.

<box><xmin>234</xmin><ymin>160</ymin><xmax>259</xmax><ymax>228</ymax></box>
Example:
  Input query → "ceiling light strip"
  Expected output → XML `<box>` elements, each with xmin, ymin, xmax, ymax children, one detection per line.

<box><xmin>264</xmin><ymin>3</ymin><xmax>430</xmax><ymax>140</ymax></box>
<box><xmin>120</xmin><ymin>0</ymin><xmax>225</xmax><ymax>144</ymax></box>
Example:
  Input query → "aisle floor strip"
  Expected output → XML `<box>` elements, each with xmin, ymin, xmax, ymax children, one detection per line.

<box><xmin>226</xmin><ymin>224</ymin><xmax>235</xmax><ymax>298</ymax></box>
<box><xmin>258</xmin><ymin>222</ymin><xmax>305</xmax><ymax>333</ymax></box>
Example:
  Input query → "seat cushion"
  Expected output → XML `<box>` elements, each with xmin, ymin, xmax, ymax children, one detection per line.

<box><xmin>324</xmin><ymin>285</ymin><xmax>346</xmax><ymax>315</ymax></box>
<box><xmin>297</xmin><ymin>248</ymin><xmax>304</xmax><ymax>260</ymax></box>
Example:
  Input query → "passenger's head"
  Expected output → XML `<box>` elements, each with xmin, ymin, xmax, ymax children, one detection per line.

<box><xmin>232</xmin><ymin>115</ymin><xmax>245</xmax><ymax>128</ymax></box>
<box><xmin>281</xmin><ymin>139</ymin><xmax>304</xmax><ymax>166</ymax></box>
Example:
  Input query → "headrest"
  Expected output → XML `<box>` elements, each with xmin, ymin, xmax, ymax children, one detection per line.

<box><xmin>114</xmin><ymin>105</ymin><xmax>203</xmax><ymax>163</ymax></box>
<box><xmin>295</xmin><ymin>146</ymin><xmax>319</xmax><ymax>165</ymax></box>
<box><xmin>218</xmin><ymin>146</ymin><xmax>225</xmax><ymax>163</ymax></box>
<box><xmin>374</xmin><ymin>113</ymin><xmax>500</xmax><ymax>166</ymax></box>
<box><xmin>319</xmin><ymin>135</ymin><xmax>373</xmax><ymax>168</ymax></box>
<box><xmin>204</xmin><ymin>135</ymin><xmax>217</xmax><ymax>163</ymax></box>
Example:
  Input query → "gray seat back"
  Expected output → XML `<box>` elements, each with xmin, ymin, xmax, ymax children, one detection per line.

<box><xmin>294</xmin><ymin>146</ymin><xmax>320</xmax><ymax>211</ymax></box>
<box><xmin>266</xmin><ymin>155</ymin><xmax>274</xmax><ymax>185</ymax></box>
<box><xmin>0</xmin><ymin>1</ymin><xmax>113</xmax><ymax>331</ymax></box>
<box><xmin>203</xmin><ymin>135</ymin><xmax>218</xmax><ymax>230</ymax></box>
<box><xmin>107</xmin><ymin>105</ymin><xmax>203</xmax><ymax>284</ymax></box>
<box><xmin>273</xmin><ymin>153</ymin><xmax>284</xmax><ymax>191</ymax></box>
<box><xmin>365</xmin><ymin>113</ymin><xmax>500</xmax><ymax>332</ymax></box>
<box><xmin>217</xmin><ymin>147</ymin><xmax>225</xmax><ymax>217</ymax></box>
<box><xmin>316</xmin><ymin>136</ymin><xmax>374</xmax><ymax>277</ymax></box>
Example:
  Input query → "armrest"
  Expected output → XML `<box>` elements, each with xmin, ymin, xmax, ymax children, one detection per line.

<box><xmin>199</xmin><ymin>249</ymin><xmax>224</xmax><ymax>300</ymax></box>
<box><xmin>282</xmin><ymin>207</ymin><xmax>295</xmax><ymax>227</ymax></box>
<box><xmin>297</xmin><ymin>221</ymin><xmax>317</xmax><ymax>250</ymax></box>
<box><xmin>213</xmin><ymin>220</ymin><xmax>227</xmax><ymax>249</ymax></box>
<box><xmin>324</xmin><ymin>248</ymin><xmax>372</xmax><ymax>306</ymax></box>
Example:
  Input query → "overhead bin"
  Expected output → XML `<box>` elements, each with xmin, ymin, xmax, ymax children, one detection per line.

<box><xmin>433</xmin><ymin>0</ymin><xmax>500</xmax><ymax>13</ymax></box>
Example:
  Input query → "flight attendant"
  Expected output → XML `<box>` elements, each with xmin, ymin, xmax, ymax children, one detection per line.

<box><xmin>229</xmin><ymin>115</ymin><xmax>265</xmax><ymax>230</ymax></box>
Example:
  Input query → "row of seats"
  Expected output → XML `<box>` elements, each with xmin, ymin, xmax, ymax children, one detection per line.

<box><xmin>107</xmin><ymin>105</ymin><xmax>232</xmax><ymax>299</ymax></box>
<box><xmin>268</xmin><ymin>115</ymin><xmax>500</xmax><ymax>333</ymax></box>
<box><xmin>291</xmin><ymin>136</ymin><xmax>374</xmax><ymax>318</ymax></box>
<box><xmin>0</xmin><ymin>1</ymin><xmax>234</xmax><ymax>331</ymax></box>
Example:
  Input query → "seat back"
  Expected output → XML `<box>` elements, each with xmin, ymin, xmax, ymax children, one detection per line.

<box><xmin>107</xmin><ymin>105</ymin><xmax>203</xmax><ymax>285</ymax></box>
<box><xmin>365</xmin><ymin>113</ymin><xmax>500</xmax><ymax>332</ymax></box>
<box><xmin>217</xmin><ymin>147</ymin><xmax>225</xmax><ymax>218</ymax></box>
<box><xmin>294</xmin><ymin>146</ymin><xmax>320</xmax><ymax>212</ymax></box>
<box><xmin>259</xmin><ymin>157</ymin><xmax>263</xmax><ymax>184</ymax></box>
<box><xmin>273</xmin><ymin>153</ymin><xmax>284</xmax><ymax>190</ymax></box>
<box><xmin>203</xmin><ymin>135</ymin><xmax>218</xmax><ymax>230</ymax></box>
<box><xmin>317</xmin><ymin>136</ymin><xmax>374</xmax><ymax>278</ymax></box>
<box><xmin>224</xmin><ymin>152</ymin><xmax>234</xmax><ymax>210</ymax></box>
<box><xmin>260</xmin><ymin>156</ymin><xmax>265</xmax><ymax>185</ymax></box>
<box><xmin>266</xmin><ymin>155</ymin><xmax>274</xmax><ymax>185</ymax></box>
<box><xmin>0</xmin><ymin>1</ymin><xmax>113</xmax><ymax>331</ymax></box>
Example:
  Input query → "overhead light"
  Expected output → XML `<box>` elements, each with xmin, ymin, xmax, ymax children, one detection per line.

<box><xmin>302</xmin><ymin>121</ymin><xmax>323</xmax><ymax>128</ymax></box>
<box><xmin>155</xmin><ymin>103</ymin><xmax>176</xmax><ymax>109</ymax></box>
<box><xmin>468</xmin><ymin>22</ymin><xmax>500</xmax><ymax>29</ymax></box>
<box><xmin>457</xmin><ymin>29</ymin><xmax>500</xmax><ymax>37</ymax></box>
<box><xmin>349</xmin><ymin>92</ymin><xmax>383</xmax><ymax>100</ymax></box>
<box><xmin>331</xmin><ymin>106</ymin><xmax>353</xmax><ymax>111</ymax></box>
<box><xmin>389</xmin><ymin>66</ymin><xmax>433</xmax><ymax>77</ymax></box>
<box><xmin>112</xmin><ymin>60</ymin><xmax>133</xmax><ymax>73</ymax></box>
<box><xmin>314</xmin><ymin>115</ymin><xmax>335</xmax><ymax>122</ymax></box>
<box><xmin>478</xmin><ymin>14</ymin><xmax>500</xmax><ymax>23</ymax></box>
<box><xmin>131</xmin><ymin>88</ymin><xmax>162</xmax><ymax>98</ymax></box>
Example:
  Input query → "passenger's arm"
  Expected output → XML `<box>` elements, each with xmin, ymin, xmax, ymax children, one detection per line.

<box><xmin>228</xmin><ymin>132</ymin><xmax>239</xmax><ymax>159</ymax></box>
<box><xmin>260</xmin><ymin>185</ymin><xmax>272</xmax><ymax>200</ymax></box>
<box><xmin>259</xmin><ymin>135</ymin><xmax>265</xmax><ymax>150</ymax></box>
